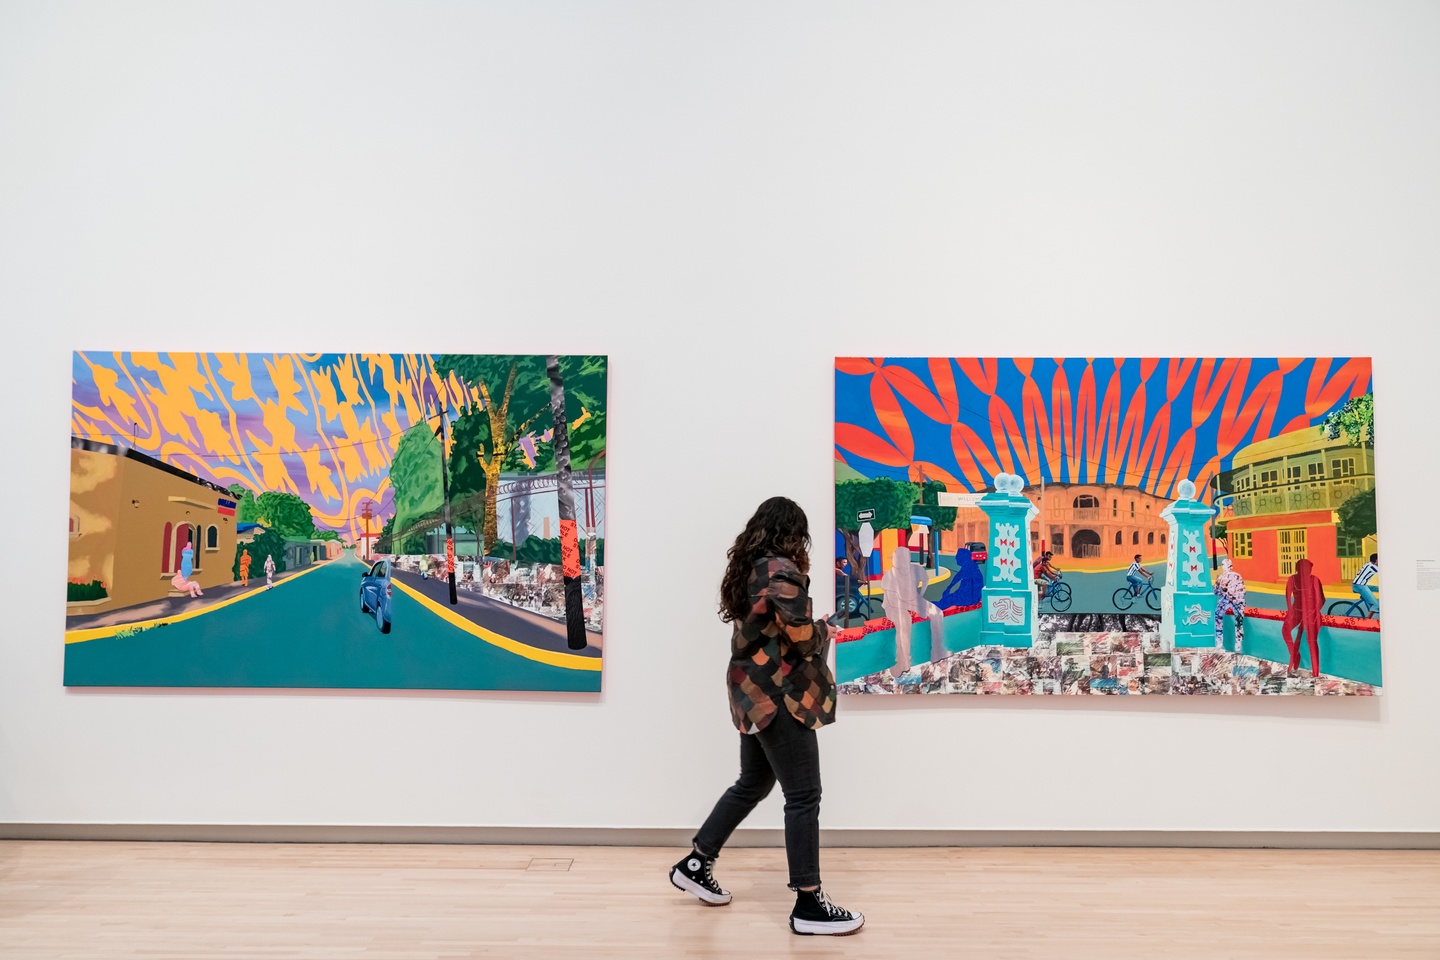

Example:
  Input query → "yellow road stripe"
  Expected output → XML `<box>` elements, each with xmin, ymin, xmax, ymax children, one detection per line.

<box><xmin>391</xmin><ymin>579</ymin><xmax>602</xmax><ymax>672</ymax></box>
<box><xmin>65</xmin><ymin>561</ymin><xmax>331</xmax><ymax>644</ymax></box>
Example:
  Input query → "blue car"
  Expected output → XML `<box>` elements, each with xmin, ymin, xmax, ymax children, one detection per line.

<box><xmin>359</xmin><ymin>559</ymin><xmax>393</xmax><ymax>634</ymax></box>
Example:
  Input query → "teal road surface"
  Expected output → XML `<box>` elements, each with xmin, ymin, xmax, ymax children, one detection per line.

<box><xmin>64</xmin><ymin>556</ymin><xmax>601</xmax><ymax>691</ymax></box>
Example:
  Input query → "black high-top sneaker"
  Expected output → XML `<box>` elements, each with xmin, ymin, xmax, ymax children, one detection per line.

<box><xmin>669</xmin><ymin>851</ymin><xmax>732</xmax><ymax>906</ymax></box>
<box><xmin>789</xmin><ymin>887</ymin><xmax>864</xmax><ymax>936</ymax></box>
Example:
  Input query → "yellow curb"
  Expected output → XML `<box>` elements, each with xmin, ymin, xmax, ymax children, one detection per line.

<box><xmin>390</xmin><ymin>579</ymin><xmax>602</xmax><ymax>672</ymax></box>
<box><xmin>65</xmin><ymin>561</ymin><xmax>332</xmax><ymax>644</ymax></box>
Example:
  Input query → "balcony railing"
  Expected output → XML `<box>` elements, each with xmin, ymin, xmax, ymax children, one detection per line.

<box><xmin>1230</xmin><ymin>476</ymin><xmax>1374</xmax><ymax>518</ymax></box>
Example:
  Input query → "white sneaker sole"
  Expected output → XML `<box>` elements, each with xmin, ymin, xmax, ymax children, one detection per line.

<box><xmin>669</xmin><ymin>867</ymin><xmax>732</xmax><ymax>906</ymax></box>
<box><xmin>791</xmin><ymin>913</ymin><xmax>865</xmax><ymax>936</ymax></box>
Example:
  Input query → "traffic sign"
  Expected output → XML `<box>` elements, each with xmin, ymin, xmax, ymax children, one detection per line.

<box><xmin>858</xmin><ymin>521</ymin><xmax>875</xmax><ymax>558</ymax></box>
<box><xmin>857</xmin><ymin>508</ymin><xmax>875</xmax><ymax>522</ymax></box>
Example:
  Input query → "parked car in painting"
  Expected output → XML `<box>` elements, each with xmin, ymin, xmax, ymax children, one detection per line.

<box><xmin>359</xmin><ymin>559</ymin><xmax>393</xmax><ymax>634</ymax></box>
<box><xmin>964</xmin><ymin>541</ymin><xmax>988</xmax><ymax>564</ymax></box>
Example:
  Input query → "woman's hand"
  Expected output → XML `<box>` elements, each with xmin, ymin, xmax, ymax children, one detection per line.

<box><xmin>826</xmin><ymin>620</ymin><xmax>839</xmax><ymax>641</ymax></box>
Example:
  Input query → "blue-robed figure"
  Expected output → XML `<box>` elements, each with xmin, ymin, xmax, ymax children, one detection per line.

<box><xmin>937</xmin><ymin>547</ymin><xmax>983</xmax><ymax>608</ymax></box>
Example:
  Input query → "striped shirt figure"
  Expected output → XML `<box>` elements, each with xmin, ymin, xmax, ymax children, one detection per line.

<box><xmin>1126</xmin><ymin>556</ymin><xmax>1151</xmax><ymax>596</ymax></box>
<box><xmin>1352</xmin><ymin>554</ymin><xmax>1379</xmax><ymax>616</ymax></box>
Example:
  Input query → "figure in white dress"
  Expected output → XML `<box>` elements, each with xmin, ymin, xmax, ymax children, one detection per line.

<box><xmin>880</xmin><ymin>545</ymin><xmax>942</xmax><ymax>674</ymax></box>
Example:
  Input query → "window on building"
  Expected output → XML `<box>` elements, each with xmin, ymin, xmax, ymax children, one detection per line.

<box><xmin>1114</xmin><ymin>531</ymin><xmax>1123</xmax><ymax>546</ymax></box>
<box><xmin>1259</xmin><ymin>468</ymin><xmax>1279</xmax><ymax>487</ymax></box>
<box><xmin>1286</xmin><ymin>465</ymin><xmax>1302</xmax><ymax>483</ymax></box>
<box><xmin>1051</xmin><ymin>530</ymin><xmax>1064</xmax><ymax>554</ymax></box>
<box><xmin>1308</xmin><ymin>462</ymin><xmax>1326</xmax><ymax>480</ymax></box>
<box><xmin>161</xmin><ymin>522</ymin><xmax>173</xmax><ymax>573</ymax></box>
<box><xmin>1331</xmin><ymin>457</ymin><xmax>1356</xmax><ymax>478</ymax></box>
<box><xmin>1074</xmin><ymin>495</ymin><xmax>1099</xmax><ymax>510</ymax></box>
<box><xmin>1147</xmin><ymin>531</ymin><xmax>1154</xmax><ymax>545</ymax></box>
<box><xmin>1132</xmin><ymin>530</ymin><xmax>1140</xmax><ymax>545</ymax></box>
<box><xmin>1111</xmin><ymin>499</ymin><xmax>1118</xmax><ymax>516</ymax></box>
<box><xmin>69</xmin><ymin>516</ymin><xmax>79</xmax><ymax>536</ymax></box>
<box><xmin>1130</xmin><ymin>500</ymin><xmax>1135</xmax><ymax>518</ymax></box>
<box><xmin>1336</xmin><ymin>535</ymin><xmax>1363</xmax><ymax>558</ymax></box>
<box><xmin>1277</xmin><ymin>528</ymin><xmax>1307</xmax><ymax>577</ymax></box>
<box><xmin>206</xmin><ymin>525</ymin><xmax>219</xmax><ymax>550</ymax></box>
<box><xmin>1159</xmin><ymin>533</ymin><xmax>1166</xmax><ymax>544</ymax></box>
<box><xmin>1230</xmin><ymin>531</ymin><xmax>1252</xmax><ymax>558</ymax></box>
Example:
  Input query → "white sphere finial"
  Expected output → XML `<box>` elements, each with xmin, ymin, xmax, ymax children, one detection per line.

<box><xmin>1177</xmin><ymin>478</ymin><xmax>1196</xmax><ymax>500</ymax></box>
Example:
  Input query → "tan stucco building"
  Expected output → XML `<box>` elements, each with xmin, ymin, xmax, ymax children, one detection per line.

<box><xmin>67</xmin><ymin>437</ymin><xmax>238</xmax><ymax>616</ymax></box>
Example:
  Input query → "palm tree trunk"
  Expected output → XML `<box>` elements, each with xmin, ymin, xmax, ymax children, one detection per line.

<box><xmin>547</xmin><ymin>355</ymin><xmax>587</xmax><ymax>650</ymax></box>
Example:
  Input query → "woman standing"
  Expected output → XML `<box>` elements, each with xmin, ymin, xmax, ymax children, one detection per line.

<box><xmin>669</xmin><ymin>497</ymin><xmax>864</xmax><ymax>936</ymax></box>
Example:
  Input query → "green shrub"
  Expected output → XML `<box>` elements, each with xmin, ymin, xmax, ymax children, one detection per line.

<box><xmin>67</xmin><ymin>579</ymin><xmax>108</xmax><ymax>602</ymax></box>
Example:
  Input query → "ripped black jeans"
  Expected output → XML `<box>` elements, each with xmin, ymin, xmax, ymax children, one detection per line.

<box><xmin>692</xmin><ymin>711</ymin><xmax>821</xmax><ymax>889</ymax></box>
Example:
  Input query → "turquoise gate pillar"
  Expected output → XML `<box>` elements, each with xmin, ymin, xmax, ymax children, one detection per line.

<box><xmin>1160</xmin><ymin>479</ymin><xmax>1218</xmax><ymax>649</ymax></box>
<box><xmin>977</xmin><ymin>472</ymin><xmax>1039</xmax><ymax>648</ymax></box>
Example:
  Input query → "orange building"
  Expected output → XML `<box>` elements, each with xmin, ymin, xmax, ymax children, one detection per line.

<box><xmin>941</xmin><ymin>482</ymin><xmax>1170</xmax><ymax>565</ymax></box>
<box><xmin>68</xmin><ymin>437</ymin><xmax>239</xmax><ymax>616</ymax></box>
<box><xmin>1222</xmin><ymin>429</ymin><xmax>1375</xmax><ymax>586</ymax></box>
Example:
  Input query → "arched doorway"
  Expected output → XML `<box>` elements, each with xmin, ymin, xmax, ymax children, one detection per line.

<box><xmin>1072</xmin><ymin>528</ymin><xmax>1101</xmax><ymax>558</ymax></box>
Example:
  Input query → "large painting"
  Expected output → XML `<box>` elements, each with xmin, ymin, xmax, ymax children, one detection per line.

<box><xmin>834</xmin><ymin>358</ymin><xmax>1379</xmax><ymax>696</ymax></box>
<box><xmin>66</xmin><ymin>353</ymin><xmax>606</xmax><ymax>691</ymax></box>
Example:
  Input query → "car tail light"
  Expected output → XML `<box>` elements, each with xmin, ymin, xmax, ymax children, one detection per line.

<box><xmin>386</xmin><ymin>584</ymin><xmax>392</xmax><ymax>598</ymax></box>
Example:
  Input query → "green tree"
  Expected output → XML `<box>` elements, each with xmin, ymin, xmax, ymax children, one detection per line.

<box><xmin>1321</xmin><ymin>393</ymin><xmax>1374</xmax><ymax>446</ymax></box>
<box><xmin>835</xmin><ymin>477</ymin><xmax>920</xmax><ymax>533</ymax></box>
<box><xmin>916</xmin><ymin>479</ymin><xmax>958</xmax><ymax>529</ymax></box>
<box><xmin>528</xmin><ymin>409</ymin><xmax>608</xmax><ymax>473</ymax></box>
<box><xmin>255</xmin><ymin>492</ymin><xmax>316</xmax><ymax>539</ymax></box>
<box><xmin>389</xmin><ymin>422</ymin><xmax>444</xmax><ymax>551</ymax></box>
<box><xmin>375</xmin><ymin>515</ymin><xmax>395</xmax><ymax>555</ymax></box>
<box><xmin>1338</xmin><ymin>487</ymin><xmax>1377</xmax><ymax>544</ymax></box>
<box><xmin>431</xmin><ymin>355</ymin><xmax>607</xmax><ymax>546</ymax></box>
<box><xmin>228</xmin><ymin>484</ymin><xmax>261</xmax><ymax>522</ymax></box>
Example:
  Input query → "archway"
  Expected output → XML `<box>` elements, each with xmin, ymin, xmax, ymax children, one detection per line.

<box><xmin>1072</xmin><ymin>528</ymin><xmax>1101</xmax><ymax>558</ymax></box>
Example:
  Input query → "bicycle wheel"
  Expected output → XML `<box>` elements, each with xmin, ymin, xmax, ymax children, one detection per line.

<box><xmin>1051</xmin><ymin>582</ymin><xmax>1072</xmax><ymax>612</ymax></box>
<box><xmin>1327</xmin><ymin>599</ymin><xmax>1364</xmax><ymax>618</ymax></box>
<box><xmin>1145</xmin><ymin>587</ymin><xmax>1161</xmax><ymax>612</ymax></box>
<box><xmin>1112</xmin><ymin>587</ymin><xmax>1134</xmax><ymax>611</ymax></box>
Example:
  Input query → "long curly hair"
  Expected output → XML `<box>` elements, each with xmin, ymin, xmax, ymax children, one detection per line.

<box><xmin>719</xmin><ymin>496</ymin><xmax>811</xmax><ymax>623</ymax></box>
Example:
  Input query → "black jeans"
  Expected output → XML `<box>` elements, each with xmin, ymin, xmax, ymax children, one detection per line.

<box><xmin>693</xmin><ymin>711</ymin><xmax>822</xmax><ymax>889</ymax></box>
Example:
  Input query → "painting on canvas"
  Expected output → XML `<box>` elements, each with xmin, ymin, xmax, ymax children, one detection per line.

<box><xmin>65</xmin><ymin>353</ymin><xmax>606</xmax><ymax>691</ymax></box>
<box><xmin>833</xmin><ymin>358</ymin><xmax>1379</xmax><ymax>697</ymax></box>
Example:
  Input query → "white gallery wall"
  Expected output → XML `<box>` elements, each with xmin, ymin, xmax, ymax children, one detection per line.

<box><xmin>2</xmin><ymin>1</ymin><xmax>1437</xmax><ymax>835</ymax></box>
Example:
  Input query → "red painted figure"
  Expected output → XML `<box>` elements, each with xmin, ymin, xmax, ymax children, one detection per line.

<box><xmin>1282</xmin><ymin>557</ymin><xmax>1325</xmax><ymax>676</ymax></box>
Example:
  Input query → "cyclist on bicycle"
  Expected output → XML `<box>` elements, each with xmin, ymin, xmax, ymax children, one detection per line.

<box><xmin>1351</xmin><ymin>553</ymin><xmax>1379</xmax><ymax>617</ymax></box>
<box><xmin>1033</xmin><ymin>551</ymin><xmax>1060</xmax><ymax>601</ymax></box>
<box><xmin>1126</xmin><ymin>554</ymin><xmax>1153</xmax><ymax>597</ymax></box>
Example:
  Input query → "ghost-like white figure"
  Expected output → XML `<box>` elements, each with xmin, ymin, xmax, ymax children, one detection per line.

<box><xmin>880</xmin><ymin>545</ymin><xmax>943</xmax><ymax>674</ymax></box>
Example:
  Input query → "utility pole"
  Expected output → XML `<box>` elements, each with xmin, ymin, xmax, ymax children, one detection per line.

<box><xmin>360</xmin><ymin>500</ymin><xmax>374</xmax><ymax>562</ymax></box>
<box><xmin>433</xmin><ymin>408</ymin><xmax>458</xmax><ymax>605</ymax></box>
<box><xmin>546</xmin><ymin>355</ymin><xmax>587</xmax><ymax>650</ymax></box>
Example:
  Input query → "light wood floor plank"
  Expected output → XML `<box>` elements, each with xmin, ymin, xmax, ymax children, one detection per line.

<box><xmin>1</xmin><ymin>841</ymin><xmax>1437</xmax><ymax>958</ymax></box>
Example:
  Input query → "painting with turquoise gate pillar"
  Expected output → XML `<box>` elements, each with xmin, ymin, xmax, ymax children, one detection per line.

<box><xmin>1160</xmin><ymin>479</ymin><xmax>1217</xmax><ymax>649</ymax></box>
<box><xmin>977</xmin><ymin>473</ymin><xmax>1039</xmax><ymax>648</ymax></box>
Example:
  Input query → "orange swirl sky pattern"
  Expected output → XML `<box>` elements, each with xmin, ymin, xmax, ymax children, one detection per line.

<box><xmin>70</xmin><ymin>352</ymin><xmax>478</xmax><ymax>541</ymax></box>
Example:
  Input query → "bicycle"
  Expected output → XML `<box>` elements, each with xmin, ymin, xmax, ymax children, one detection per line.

<box><xmin>1326</xmin><ymin>596</ymin><xmax>1377</xmax><ymax>619</ymax></box>
<box><xmin>1113</xmin><ymin>582</ymin><xmax>1161</xmax><ymax>612</ymax></box>
<box><xmin>1041</xmin><ymin>578</ymin><xmax>1072</xmax><ymax>612</ymax></box>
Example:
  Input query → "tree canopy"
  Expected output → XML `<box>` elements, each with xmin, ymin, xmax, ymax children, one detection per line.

<box><xmin>255</xmin><ymin>492</ymin><xmax>317</xmax><ymax>539</ymax></box>
<box><xmin>1321</xmin><ymin>393</ymin><xmax>1374</xmax><ymax>446</ymax></box>
<box><xmin>389</xmin><ymin>422</ymin><xmax>444</xmax><ymax>546</ymax></box>
<box><xmin>835</xmin><ymin>477</ymin><xmax>920</xmax><ymax>532</ymax></box>
<box><xmin>916</xmin><ymin>479</ymin><xmax>958</xmax><ymax>530</ymax></box>
<box><xmin>1338</xmin><ymin>487</ymin><xmax>1377</xmax><ymax>543</ymax></box>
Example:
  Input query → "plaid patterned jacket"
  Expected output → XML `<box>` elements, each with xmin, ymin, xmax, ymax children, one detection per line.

<box><xmin>727</xmin><ymin>557</ymin><xmax>837</xmax><ymax>733</ymax></box>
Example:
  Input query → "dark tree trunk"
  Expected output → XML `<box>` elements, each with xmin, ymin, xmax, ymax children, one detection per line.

<box><xmin>547</xmin><ymin>355</ymin><xmax>587</xmax><ymax>650</ymax></box>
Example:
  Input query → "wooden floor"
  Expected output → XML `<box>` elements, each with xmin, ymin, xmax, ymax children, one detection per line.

<box><xmin>2</xmin><ymin>841</ymin><xmax>1438</xmax><ymax>958</ymax></box>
